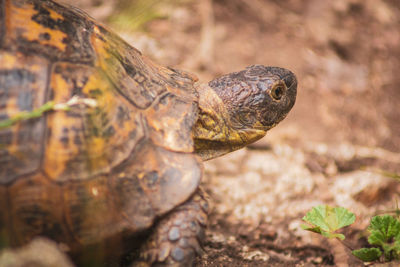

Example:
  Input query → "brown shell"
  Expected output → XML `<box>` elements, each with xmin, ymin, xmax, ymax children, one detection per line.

<box><xmin>0</xmin><ymin>0</ymin><xmax>201</xmax><ymax>250</ymax></box>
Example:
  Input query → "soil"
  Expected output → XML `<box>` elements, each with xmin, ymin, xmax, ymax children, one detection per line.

<box><xmin>3</xmin><ymin>0</ymin><xmax>400</xmax><ymax>266</ymax></box>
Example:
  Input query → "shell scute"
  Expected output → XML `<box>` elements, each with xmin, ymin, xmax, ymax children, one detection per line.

<box><xmin>110</xmin><ymin>173</ymin><xmax>155</xmax><ymax>232</ymax></box>
<box><xmin>0</xmin><ymin>51</ymin><xmax>49</xmax><ymax>184</ymax></box>
<box><xmin>2</xmin><ymin>0</ymin><xmax>95</xmax><ymax>63</ymax></box>
<box><xmin>7</xmin><ymin>173</ymin><xmax>67</xmax><ymax>245</ymax></box>
<box><xmin>62</xmin><ymin>176</ymin><xmax>124</xmax><ymax>246</ymax></box>
<box><xmin>145</xmin><ymin>93</ymin><xmax>198</xmax><ymax>153</ymax></box>
<box><xmin>109</xmin><ymin>142</ymin><xmax>202</xmax><ymax>232</ymax></box>
<box><xmin>90</xmin><ymin>26</ymin><xmax>166</xmax><ymax>110</ymax></box>
<box><xmin>42</xmin><ymin>62</ymin><xmax>145</xmax><ymax>182</ymax></box>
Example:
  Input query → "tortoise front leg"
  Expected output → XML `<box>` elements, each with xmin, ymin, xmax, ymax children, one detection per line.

<box><xmin>135</xmin><ymin>188</ymin><xmax>209</xmax><ymax>266</ymax></box>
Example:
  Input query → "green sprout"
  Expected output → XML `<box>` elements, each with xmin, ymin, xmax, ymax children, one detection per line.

<box><xmin>0</xmin><ymin>96</ymin><xmax>97</xmax><ymax>130</ymax></box>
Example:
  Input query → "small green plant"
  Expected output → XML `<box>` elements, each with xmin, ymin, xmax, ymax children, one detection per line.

<box><xmin>0</xmin><ymin>96</ymin><xmax>97</xmax><ymax>130</ymax></box>
<box><xmin>352</xmin><ymin>215</ymin><xmax>400</xmax><ymax>262</ymax></box>
<box><xmin>302</xmin><ymin>205</ymin><xmax>400</xmax><ymax>263</ymax></box>
<box><xmin>361</xmin><ymin>167</ymin><xmax>400</xmax><ymax>181</ymax></box>
<box><xmin>108</xmin><ymin>0</ymin><xmax>191</xmax><ymax>31</ymax></box>
<box><xmin>375</xmin><ymin>169</ymin><xmax>400</xmax><ymax>181</ymax></box>
<box><xmin>302</xmin><ymin>205</ymin><xmax>355</xmax><ymax>240</ymax></box>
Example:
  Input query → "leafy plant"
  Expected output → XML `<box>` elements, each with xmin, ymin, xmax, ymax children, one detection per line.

<box><xmin>302</xmin><ymin>205</ymin><xmax>355</xmax><ymax>240</ymax></box>
<box><xmin>352</xmin><ymin>215</ymin><xmax>400</xmax><ymax>262</ymax></box>
<box><xmin>302</xmin><ymin>206</ymin><xmax>400</xmax><ymax>263</ymax></box>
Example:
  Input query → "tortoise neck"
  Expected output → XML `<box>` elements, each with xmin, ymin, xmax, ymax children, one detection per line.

<box><xmin>192</xmin><ymin>83</ymin><xmax>266</xmax><ymax>161</ymax></box>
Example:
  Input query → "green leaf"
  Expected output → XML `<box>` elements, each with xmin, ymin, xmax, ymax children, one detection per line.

<box><xmin>393</xmin><ymin>240</ymin><xmax>400</xmax><ymax>260</ymax></box>
<box><xmin>301</xmin><ymin>224</ymin><xmax>323</xmax><ymax>234</ymax></box>
<box><xmin>368</xmin><ymin>215</ymin><xmax>400</xmax><ymax>246</ymax></box>
<box><xmin>394</xmin><ymin>240</ymin><xmax>400</xmax><ymax>251</ymax></box>
<box><xmin>352</xmin><ymin>247</ymin><xmax>382</xmax><ymax>262</ymax></box>
<box><xmin>302</xmin><ymin>205</ymin><xmax>355</xmax><ymax>240</ymax></box>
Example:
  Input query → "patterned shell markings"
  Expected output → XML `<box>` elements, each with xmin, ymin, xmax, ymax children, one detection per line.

<box><xmin>0</xmin><ymin>0</ymin><xmax>201</xmax><ymax>248</ymax></box>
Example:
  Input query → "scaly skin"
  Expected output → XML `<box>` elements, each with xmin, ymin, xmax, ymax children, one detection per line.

<box><xmin>135</xmin><ymin>189</ymin><xmax>210</xmax><ymax>267</ymax></box>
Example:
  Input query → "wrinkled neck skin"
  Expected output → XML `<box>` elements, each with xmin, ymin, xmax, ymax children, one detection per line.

<box><xmin>192</xmin><ymin>83</ymin><xmax>267</xmax><ymax>161</ymax></box>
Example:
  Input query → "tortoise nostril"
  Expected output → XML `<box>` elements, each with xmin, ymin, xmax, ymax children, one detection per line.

<box><xmin>283</xmin><ymin>74</ymin><xmax>297</xmax><ymax>89</ymax></box>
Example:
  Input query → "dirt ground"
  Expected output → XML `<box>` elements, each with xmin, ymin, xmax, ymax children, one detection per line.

<box><xmin>3</xmin><ymin>0</ymin><xmax>400</xmax><ymax>266</ymax></box>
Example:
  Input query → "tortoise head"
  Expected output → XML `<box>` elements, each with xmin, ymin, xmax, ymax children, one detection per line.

<box><xmin>193</xmin><ymin>65</ymin><xmax>297</xmax><ymax>160</ymax></box>
<box><xmin>209</xmin><ymin>65</ymin><xmax>297</xmax><ymax>131</ymax></box>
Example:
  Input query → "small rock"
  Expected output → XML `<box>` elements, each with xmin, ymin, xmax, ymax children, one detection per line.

<box><xmin>0</xmin><ymin>238</ymin><xmax>73</xmax><ymax>267</ymax></box>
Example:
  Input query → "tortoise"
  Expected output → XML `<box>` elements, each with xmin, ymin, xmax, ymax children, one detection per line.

<box><xmin>0</xmin><ymin>0</ymin><xmax>297</xmax><ymax>266</ymax></box>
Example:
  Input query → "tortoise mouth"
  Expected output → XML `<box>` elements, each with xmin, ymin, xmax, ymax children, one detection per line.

<box><xmin>252</xmin><ymin>114</ymin><xmax>287</xmax><ymax>131</ymax></box>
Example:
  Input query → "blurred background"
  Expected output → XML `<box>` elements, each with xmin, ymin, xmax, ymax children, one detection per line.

<box><xmin>63</xmin><ymin>0</ymin><xmax>400</xmax><ymax>265</ymax></box>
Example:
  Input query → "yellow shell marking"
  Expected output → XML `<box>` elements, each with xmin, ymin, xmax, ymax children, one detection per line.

<box><xmin>0</xmin><ymin>53</ymin><xmax>17</xmax><ymax>67</ymax></box>
<box><xmin>48</xmin><ymin>7</ymin><xmax>64</xmax><ymax>21</ymax></box>
<box><xmin>43</xmin><ymin>72</ymin><xmax>78</xmax><ymax>179</ymax></box>
<box><xmin>7</xmin><ymin>1</ymin><xmax>67</xmax><ymax>51</ymax></box>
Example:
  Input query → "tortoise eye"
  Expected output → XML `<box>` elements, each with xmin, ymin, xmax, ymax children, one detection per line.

<box><xmin>271</xmin><ymin>85</ymin><xmax>285</xmax><ymax>101</ymax></box>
